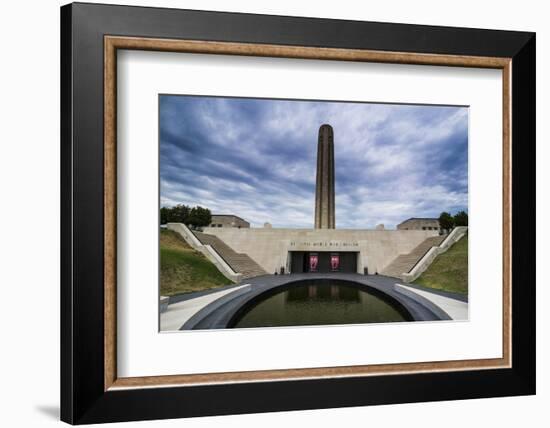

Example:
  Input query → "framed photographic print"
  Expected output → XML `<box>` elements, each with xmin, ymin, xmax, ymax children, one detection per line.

<box><xmin>61</xmin><ymin>2</ymin><xmax>535</xmax><ymax>424</ymax></box>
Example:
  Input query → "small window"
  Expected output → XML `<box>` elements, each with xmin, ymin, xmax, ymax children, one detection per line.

<box><xmin>422</xmin><ymin>227</ymin><xmax>426</xmax><ymax>230</ymax></box>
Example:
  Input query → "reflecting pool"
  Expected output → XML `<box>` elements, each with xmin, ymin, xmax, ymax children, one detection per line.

<box><xmin>230</xmin><ymin>279</ymin><xmax>411</xmax><ymax>328</ymax></box>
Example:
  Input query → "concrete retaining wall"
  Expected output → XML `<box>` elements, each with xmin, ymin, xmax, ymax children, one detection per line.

<box><xmin>201</xmin><ymin>227</ymin><xmax>438</xmax><ymax>275</ymax></box>
<box><xmin>167</xmin><ymin>223</ymin><xmax>243</xmax><ymax>283</ymax></box>
<box><xmin>402</xmin><ymin>226</ymin><xmax>468</xmax><ymax>283</ymax></box>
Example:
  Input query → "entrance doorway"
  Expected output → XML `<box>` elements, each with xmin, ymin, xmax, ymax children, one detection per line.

<box><xmin>290</xmin><ymin>251</ymin><xmax>358</xmax><ymax>273</ymax></box>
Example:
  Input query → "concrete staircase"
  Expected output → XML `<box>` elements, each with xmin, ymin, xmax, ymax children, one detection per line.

<box><xmin>381</xmin><ymin>235</ymin><xmax>446</xmax><ymax>278</ymax></box>
<box><xmin>193</xmin><ymin>231</ymin><xmax>267</xmax><ymax>279</ymax></box>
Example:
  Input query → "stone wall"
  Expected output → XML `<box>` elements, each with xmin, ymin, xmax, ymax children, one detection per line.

<box><xmin>202</xmin><ymin>227</ymin><xmax>438</xmax><ymax>275</ymax></box>
<box><xmin>209</xmin><ymin>215</ymin><xmax>250</xmax><ymax>229</ymax></box>
<box><xmin>397</xmin><ymin>218</ymin><xmax>440</xmax><ymax>231</ymax></box>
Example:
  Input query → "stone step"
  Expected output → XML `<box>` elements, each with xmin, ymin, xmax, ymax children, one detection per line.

<box><xmin>381</xmin><ymin>235</ymin><xmax>446</xmax><ymax>278</ymax></box>
<box><xmin>193</xmin><ymin>231</ymin><xmax>267</xmax><ymax>279</ymax></box>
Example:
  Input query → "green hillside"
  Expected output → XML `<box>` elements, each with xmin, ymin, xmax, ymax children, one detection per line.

<box><xmin>160</xmin><ymin>229</ymin><xmax>231</xmax><ymax>296</ymax></box>
<box><xmin>414</xmin><ymin>234</ymin><xmax>468</xmax><ymax>295</ymax></box>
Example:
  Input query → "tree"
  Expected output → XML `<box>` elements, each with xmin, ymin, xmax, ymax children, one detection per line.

<box><xmin>169</xmin><ymin>204</ymin><xmax>190</xmax><ymax>223</ymax></box>
<box><xmin>187</xmin><ymin>206</ymin><xmax>212</xmax><ymax>229</ymax></box>
<box><xmin>439</xmin><ymin>211</ymin><xmax>454</xmax><ymax>232</ymax></box>
<box><xmin>160</xmin><ymin>204</ymin><xmax>190</xmax><ymax>224</ymax></box>
<box><xmin>160</xmin><ymin>207</ymin><xmax>170</xmax><ymax>225</ymax></box>
<box><xmin>454</xmin><ymin>210</ymin><xmax>468</xmax><ymax>226</ymax></box>
<box><xmin>159</xmin><ymin>204</ymin><xmax>212</xmax><ymax>228</ymax></box>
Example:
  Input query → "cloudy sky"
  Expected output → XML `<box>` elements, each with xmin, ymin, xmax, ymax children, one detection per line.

<box><xmin>160</xmin><ymin>95</ymin><xmax>468</xmax><ymax>229</ymax></box>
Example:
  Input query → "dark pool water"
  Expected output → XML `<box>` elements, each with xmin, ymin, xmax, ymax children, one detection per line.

<box><xmin>231</xmin><ymin>279</ymin><xmax>411</xmax><ymax>328</ymax></box>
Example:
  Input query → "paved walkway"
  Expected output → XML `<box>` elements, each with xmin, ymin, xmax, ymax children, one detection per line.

<box><xmin>160</xmin><ymin>273</ymin><xmax>468</xmax><ymax>331</ymax></box>
<box><xmin>160</xmin><ymin>284</ymin><xmax>249</xmax><ymax>331</ymax></box>
<box><xmin>394</xmin><ymin>283</ymin><xmax>468</xmax><ymax>320</ymax></box>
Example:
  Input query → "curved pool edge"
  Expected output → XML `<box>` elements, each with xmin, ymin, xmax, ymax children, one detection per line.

<box><xmin>179</xmin><ymin>273</ymin><xmax>459</xmax><ymax>330</ymax></box>
<box><xmin>228</xmin><ymin>279</ymin><xmax>414</xmax><ymax>328</ymax></box>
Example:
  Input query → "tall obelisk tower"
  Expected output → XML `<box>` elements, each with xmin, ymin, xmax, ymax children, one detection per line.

<box><xmin>314</xmin><ymin>124</ymin><xmax>335</xmax><ymax>229</ymax></box>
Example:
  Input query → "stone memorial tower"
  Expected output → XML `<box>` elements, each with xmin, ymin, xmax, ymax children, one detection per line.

<box><xmin>314</xmin><ymin>124</ymin><xmax>335</xmax><ymax>229</ymax></box>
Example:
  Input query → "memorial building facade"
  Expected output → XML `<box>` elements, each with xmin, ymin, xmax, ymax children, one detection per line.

<box><xmin>200</xmin><ymin>125</ymin><xmax>439</xmax><ymax>275</ymax></box>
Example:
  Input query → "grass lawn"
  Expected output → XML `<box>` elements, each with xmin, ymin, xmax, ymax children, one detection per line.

<box><xmin>414</xmin><ymin>234</ymin><xmax>468</xmax><ymax>295</ymax></box>
<box><xmin>160</xmin><ymin>229</ymin><xmax>232</xmax><ymax>296</ymax></box>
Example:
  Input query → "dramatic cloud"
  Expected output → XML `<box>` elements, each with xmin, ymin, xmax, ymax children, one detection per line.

<box><xmin>160</xmin><ymin>95</ymin><xmax>468</xmax><ymax>229</ymax></box>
